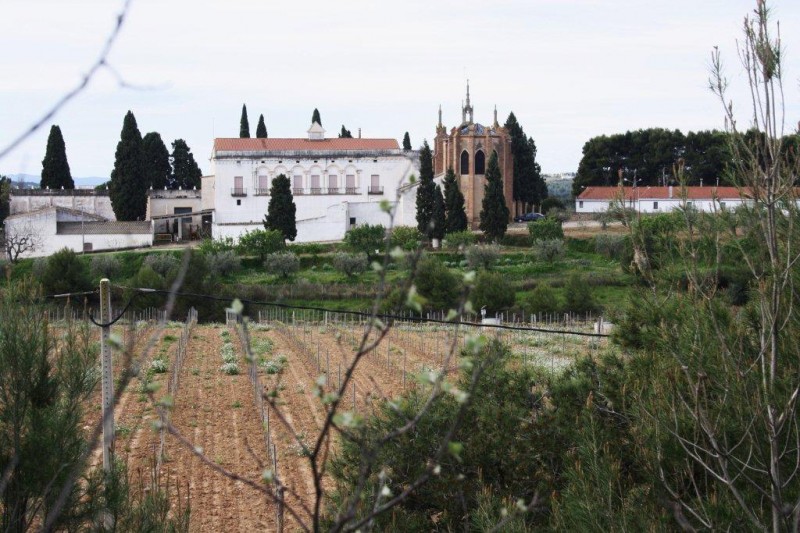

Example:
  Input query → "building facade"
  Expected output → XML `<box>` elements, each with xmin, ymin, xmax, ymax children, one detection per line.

<box><xmin>433</xmin><ymin>84</ymin><xmax>514</xmax><ymax>227</ymax></box>
<box><xmin>576</xmin><ymin>186</ymin><xmax>751</xmax><ymax>213</ymax></box>
<box><xmin>207</xmin><ymin>123</ymin><xmax>419</xmax><ymax>242</ymax></box>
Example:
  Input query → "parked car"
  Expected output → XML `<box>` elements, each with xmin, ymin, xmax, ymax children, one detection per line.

<box><xmin>513</xmin><ymin>212</ymin><xmax>545</xmax><ymax>223</ymax></box>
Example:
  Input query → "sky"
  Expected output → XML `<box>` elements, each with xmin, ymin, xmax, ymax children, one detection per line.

<box><xmin>1</xmin><ymin>0</ymin><xmax>799</xmax><ymax>179</ymax></box>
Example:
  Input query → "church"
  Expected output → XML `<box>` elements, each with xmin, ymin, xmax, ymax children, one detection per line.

<box><xmin>434</xmin><ymin>83</ymin><xmax>514</xmax><ymax>228</ymax></box>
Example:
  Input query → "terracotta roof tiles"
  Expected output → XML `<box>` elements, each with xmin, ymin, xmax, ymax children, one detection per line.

<box><xmin>213</xmin><ymin>138</ymin><xmax>400</xmax><ymax>152</ymax></box>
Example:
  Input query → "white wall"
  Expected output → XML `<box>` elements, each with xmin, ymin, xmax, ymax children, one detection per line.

<box><xmin>575</xmin><ymin>197</ymin><xmax>747</xmax><ymax>213</ymax></box>
<box><xmin>10</xmin><ymin>193</ymin><xmax>115</xmax><ymax>219</ymax></box>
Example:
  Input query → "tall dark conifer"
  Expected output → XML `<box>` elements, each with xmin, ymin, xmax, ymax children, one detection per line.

<box><xmin>402</xmin><ymin>132</ymin><xmax>412</xmax><ymax>150</ymax></box>
<box><xmin>0</xmin><ymin>176</ymin><xmax>10</xmax><ymax>224</ymax></box>
<box><xmin>479</xmin><ymin>151</ymin><xmax>509</xmax><ymax>241</ymax></box>
<box><xmin>40</xmin><ymin>125</ymin><xmax>73</xmax><ymax>189</ymax></box>
<box><xmin>109</xmin><ymin>111</ymin><xmax>147</xmax><ymax>221</ymax></box>
<box><xmin>240</xmin><ymin>104</ymin><xmax>250</xmax><ymax>138</ymax></box>
<box><xmin>170</xmin><ymin>139</ymin><xmax>202</xmax><ymax>190</ymax></box>
<box><xmin>264</xmin><ymin>174</ymin><xmax>297</xmax><ymax>241</ymax></box>
<box><xmin>311</xmin><ymin>108</ymin><xmax>322</xmax><ymax>126</ymax></box>
<box><xmin>339</xmin><ymin>125</ymin><xmax>353</xmax><ymax>138</ymax></box>
<box><xmin>256</xmin><ymin>114</ymin><xmax>268</xmax><ymax>138</ymax></box>
<box><xmin>505</xmin><ymin>112</ymin><xmax>545</xmax><ymax>212</ymax></box>
<box><xmin>142</xmin><ymin>132</ymin><xmax>171</xmax><ymax>190</ymax></box>
<box><xmin>431</xmin><ymin>184</ymin><xmax>446</xmax><ymax>241</ymax></box>
<box><xmin>443</xmin><ymin>166</ymin><xmax>468</xmax><ymax>233</ymax></box>
<box><xmin>415</xmin><ymin>140</ymin><xmax>436</xmax><ymax>237</ymax></box>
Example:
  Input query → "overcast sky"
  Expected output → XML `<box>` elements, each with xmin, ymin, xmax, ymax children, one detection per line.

<box><xmin>2</xmin><ymin>0</ymin><xmax>799</xmax><ymax>179</ymax></box>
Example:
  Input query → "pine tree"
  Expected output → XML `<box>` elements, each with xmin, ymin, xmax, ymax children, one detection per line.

<box><xmin>402</xmin><ymin>132</ymin><xmax>412</xmax><ymax>151</ymax></box>
<box><xmin>505</xmin><ymin>112</ymin><xmax>546</xmax><ymax>212</ymax></box>
<box><xmin>312</xmin><ymin>108</ymin><xmax>322</xmax><ymax>126</ymax></box>
<box><xmin>264</xmin><ymin>174</ymin><xmax>297</xmax><ymax>241</ymax></box>
<box><xmin>431</xmin><ymin>184</ymin><xmax>446</xmax><ymax>241</ymax></box>
<box><xmin>40</xmin><ymin>125</ymin><xmax>74</xmax><ymax>189</ymax></box>
<box><xmin>240</xmin><ymin>104</ymin><xmax>250</xmax><ymax>138</ymax></box>
<box><xmin>443</xmin><ymin>166</ymin><xmax>468</xmax><ymax>233</ymax></box>
<box><xmin>109</xmin><ymin>111</ymin><xmax>147</xmax><ymax>221</ymax></box>
<box><xmin>415</xmin><ymin>140</ymin><xmax>436</xmax><ymax>237</ymax></box>
<box><xmin>479</xmin><ymin>151</ymin><xmax>509</xmax><ymax>242</ymax></box>
<box><xmin>142</xmin><ymin>132</ymin><xmax>171</xmax><ymax>190</ymax></box>
<box><xmin>256</xmin><ymin>114</ymin><xmax>268</xmax><ymax>138</ymax></box>
<box><xmin>339</xmin><ymin>125</ymin><xmax>353</xmax><ymax>138</ymax></box>
<box><xmin>170</xmin><ymin>139</ymin><xmax>202</xmax><ymax>190</ymax></box>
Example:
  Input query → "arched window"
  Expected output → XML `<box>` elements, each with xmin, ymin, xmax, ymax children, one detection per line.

<box><xmin>474</xmin><ymin>150</ymin><xmax>486</xmax><ymax>175</ymax></box>
<box><xmin>460</xmin><ymin>150</ymin><xmax>470</xmax><ymax>175</ymax></box>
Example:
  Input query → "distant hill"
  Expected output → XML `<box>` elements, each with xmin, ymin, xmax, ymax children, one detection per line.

<box><xmin>5</xmin><ymin>173</ymin><xmax>109</xmax><ymax>189</ymax></box>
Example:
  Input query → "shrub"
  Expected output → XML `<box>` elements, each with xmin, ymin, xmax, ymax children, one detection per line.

<box><xmin>414</xmin><ymin>257</ymin><xmax>461</xmax><ymax>311</ymax></box>
<box><xmin>90</xmin><ymin>255</ymin><xmax>121</xmax><ymax>279</ymax></box>
<box><xmin>207</xmin><ymin>250</ymin><xmax>241</xmax><ymax>278</ymax></box>
<box><xmin>534</xmin><ymin>239</ymin><xmax>564</xmax><ymax>263</ymax></box>
<box><xmin>236</xmin><ymin>229</ymin><xmax>284</xmax><ymax>260</ymax></box>
<box><xmin>528</xmin><ymin>217</ymin><xmax>564</xmax><ymax>241</ymax></box>
<box><xmin>32</xmin><ymin>257</ymin><xmax>47</xmax><ymax>278</ymax></box>
<box><xmin>343</xmin><ymin>224</ymin><xmax>386</xmax><ymax>260</ymax></box>
<box><xmin>332</xmin><ymin>252</ymin><xmax>368</xmax><ymax>277</ymax></box>
<box><xmin>390</xmin><ymin>226</ymin><xmax>423</xmax><ymax>251</ymax></box>
<box><xmin>198</xmin><ymin>236</ymin><xmax>236</xmax><ymax>255</ymax></box>
<box><xmin>595</xmin><ymin>234</ymin><xmax>626</xmax><ymax>259</ymax></box>
<box><xmin>443</xmin><ymin>230</ymin><xmax>477</xmax><ymax>251</ymax></box>
<box><xmin>471</xmin><ymin>271</ymin><xmax>516</xmax><ymax>314</ymax></box>
<box><xmin>41</xmin><ymin>248</ymin><xmax>92</xmax><ymax>295</ymax></box>
<box><xmin>150</xmin><ymin>359</ymin><xmax>168</xmax><ymax>374</ymax></box>
<box><xmin>287</xmin><ymin>242</ymin><xmax>328</xmax><ymax>255</ymax></box>
<box><xmin>523</xmin><ymin>283</ymin><xmax>561</xmax><ymax>316</ymax></box>
<box><xmin>264</xmin><ymin>252</ymin><xmax>300</xmax><ymax>278</ymax></box>
<box><xmin>465</xmin><ymin>244</ymin><xmax>501</xmax><ymax>270</ymax></box>
<box><xmin>564</xmin><ymin>273</ymin><xmax>597</xmax><ymax>314</ymax></box>
<box><xmin>220</xmin><ymin>362</ymin><xmax>240</xmax><ymax>375</ymax></box>
<box><xmin>541</xmin><ymin>197</ymin><xmax>565</xmax><ymax>214</ymax></box>
<box><xmin>143</xmin><ymin>253</ymin><xmax>179</xmax><ymax>277</ymax></box>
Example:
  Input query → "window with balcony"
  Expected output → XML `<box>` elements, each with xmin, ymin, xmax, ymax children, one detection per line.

<box><xmin>293</xmin><ymin>175</ymin><xmax>303</xmax><ymax>195</ymax></box>
<box><xmin>345</xmin><ymin>174</ymin><xmax>356</xmax><ymax>195</ymax></box>
<box><xmin>310</xmin><ymin>174</ymin><xmax>321</xmax><ymax>195</ymax></box>
<box><xmin>256</xmin><ymin>175</ymin><xmax>270</xmax><ymax>195</ymax></box>
<box><xmin>328</xmin><ymin>174</ymin><xmax>338</xmax><ymax>194</ymax></box>
<box><xmin>369</xmin><ymin>174</ymin><xmax>383</xmax><ymax>195</ymax></box>
<box><xmin>232</xmin><ymin>176</ymin><xmax>246</xmax><ymax>196</ymax></box>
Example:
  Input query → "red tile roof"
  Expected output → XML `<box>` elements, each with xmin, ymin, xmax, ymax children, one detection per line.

<box><xmin>578</xmin><ymin>186</ymin><xmax>746</xmax><ymax>201</ymax></box>
<box><xmin>214</xmin><ymin>138</ymin><xmax>400</xmax><ymax>152</ymax></box>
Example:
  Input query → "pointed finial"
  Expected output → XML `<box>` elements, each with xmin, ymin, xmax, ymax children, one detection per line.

<box><xmin>438</xmin><ymin>104</ymin><xmax>442</xmax><ymax>127</ymax></box>
<box><xmin>466</xmin><ymin>79</ymin><xmax>470</xmax><ymax>104</ymax></box>
<box><xmin>494</xmin><ymin>105</ymin><xmax>498</xmax><ymax>127</ymax></box>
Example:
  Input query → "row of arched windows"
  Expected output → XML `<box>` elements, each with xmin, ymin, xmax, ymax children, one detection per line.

<box><xmin>460</xmin><ymin>149</ymin><xmax>496</xmax><ymax>175</ymax></box>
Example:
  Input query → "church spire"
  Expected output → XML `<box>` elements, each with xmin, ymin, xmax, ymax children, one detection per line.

<box><xmin>493</xmin><ymin>104</ymin><xmax>498</xmax><ymax>127</ymax></box>
<box><xmin>438</xmin><ymin>104</ymin><xmax>442</xmax><ymax>128</ymax></box>
<box><xmin>462</xmin><ymin>79</ymin><xmax>474</xmax><ymax>124</ymax></box>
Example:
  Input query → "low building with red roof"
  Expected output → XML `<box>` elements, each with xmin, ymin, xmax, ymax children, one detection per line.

<box><xmin>576</xmin><ymin>185</ymin><xmax>751</xmax><ymax>213</ymax></box>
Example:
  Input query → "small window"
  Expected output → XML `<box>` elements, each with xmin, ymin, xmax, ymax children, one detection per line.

<box><xmin>720</xmin><ymin>201</ymin><xmax>726</xmax><ymax>208</ymax></box>
<box><xmin>348</xmin><ymin>159</ymin><xmax>353</xmax><ymax>163</ymax></box>
<box><xmin>653</xmin><ymin>201</ymin><xmax>659</xmax><ymax>209</ymax></box>
<box><xmin>236</xmin><ymin>199</ymin><xmax>241</xmax><ymax>206</ymax></box>
<box><xmin>579</xmin><ymin>201</ymin><xmax>584</xmax><ymax>208</ymax></box>
<box><xmin>83</xmin><ymin>242</ymin><xmax>93</xmax><ymax>252</ymax></box>
<box><xmin>349</xmin><ymin>217</ymin><xmax>356</xmax><ymax>226</ymax></box>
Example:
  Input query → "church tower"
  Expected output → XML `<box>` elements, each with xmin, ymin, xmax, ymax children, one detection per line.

<box><xmin>434</xmin><ymin>82</ymin><xmax>514</xmax><ymax>228</ymax></box>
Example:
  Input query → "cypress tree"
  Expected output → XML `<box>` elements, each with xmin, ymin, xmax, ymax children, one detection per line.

<box><xmin>256</xmin><ymin>114</ymin><xmax>268</xmax><ymax>138</ymax></box>
<box><xmin>339</xmin><ymin>125</ymin><xmax>353</xmax><ymax>138</ymax></box>
<box><xmin>311</xmin><ymin>108</ymin><xmax>322</xmax><ymax>126</ymax></box>
<box><xmin>479</xmin><ymin>151</ymin><xmax>509</xmax><ymax>242</ymax></box>
<box><xmin>264</xmin><ymin>174</ymin><xmax>297</xmax><ymax>241</ymax></box>
<box><xmin>0</xmin><ymin>176</ymin><xmax>9</xmax><ymax>224</ymax></box>
<box><xmin>443</xmin><ymin>166</ymin><xmax>468</xmax><ymax>233</ymax></box>
<box><xmin>170</xmin><ymin>139</ymin><xmax>202</xmax><ymax>190</ymax></box>
<box><xmin>109</xmin><ymin>111</ymin><xmax>147</xmax><ymax>221</ymax></box>
<box><xmin>415</xmin><ymin>140</ymin><xmax>436</xmax><ymax>237</ymax></box>
<box><xmin>505</xmin><ymin>112</ymin><xmax>546</xmax><ymax>212</ymax></box>
<box><xmin>402</xmin><ymin>132</ymin><xmax>412</xmax><ymax>151</ymax></box>
<box><xmin>40</xmin><ymin>125</ymin><xmax>73</xmax><ymax>189</ymax></box>
<box><xmin>142</xmin><ymin>132</ymin><xmax>171</xmax><ymax>190</ymax></box>
<box><xmin>431</xmin><ymin>184</ymin><xmax>446</xmax><ymax>241</ymax></box>
<box><xmin>240</xmin><ymin>104</ymin><xmax>250</xmax><ymax>138</ymax></box>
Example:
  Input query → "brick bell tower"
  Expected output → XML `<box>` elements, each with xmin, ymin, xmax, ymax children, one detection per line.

<box><xmin>434</xmin><ymin>82</ymin><xmax>514</xmax><ymax>229</ymax></box>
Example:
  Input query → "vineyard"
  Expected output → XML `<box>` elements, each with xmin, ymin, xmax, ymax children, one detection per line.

<box><xmin>74</xmin><ymin>310</ymin><xmax>606</xmax><ymax>531</ymax></box>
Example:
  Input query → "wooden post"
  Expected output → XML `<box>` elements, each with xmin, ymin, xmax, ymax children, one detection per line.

<box><xmin>99</xmin><ymin>279</ymin><xmax>114</xmax><ymax>474</ymax></box>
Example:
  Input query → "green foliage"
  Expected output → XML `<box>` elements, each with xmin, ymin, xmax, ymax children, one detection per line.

<box><xmin>41</xmin><ymin>248</ymin><xmax>92</xmax><ymax>295</ymax></box>
<box><xmin>332</xmin><ymin>252</ymin><xmax>368</xmax><ymax>278</ymax></box>
<box><xmin>414</xmin><ymin>257</ymin><xmax>461</xmax><ymax>310</ymax></box>
<box><xmin>90</xmin><ymin>254</ymin><xmax>121</xmax><ymax>279</ymax></box>
<box><xmin>594</xmin><ymin>233</ymin><xmax>626</xmax><ymax>259</ymax></box>
<box><xmin>109</xmin><ymin>111</ymin><xmax>147</xmax><ymax>221</ymax></box>
<box><xmin>389</xmin><ymin>226</ymin><xmax>422</xmax><ymax>251</ymax></box>
<box><xmin>443</xmin><ymin>166</ymin><xmax>468</xmax><ymax>233</ymax></box>
<box><xmin>402</xmin><ymin>131</ymin><xmax>411</xmax><ymax>150</ymax></box>
<box><xmin>132</xmin><ymin>265</ymin><xmax>166</xmax><ymax>309</ymax></box>
<box><xmin>264</xmin><ymin>174</ymin><xmax>297</xmax><ymax>242</ymax></box>
<box><xmin>338</xmin><ymin>125</ymin><xmax>352</xmax><ymax>138</ymax></box>
<box><xmin>471</xmin><ymin>271</ymin><xmax>515</xmax><ymax>313</ymax></box>
<box><xmin>505</xmin><ymin>112</ymin><xmax>546</xmax><ymax>210</ymax></box>
<box><xmin>534</xmin><ymin>238</ymin><xmax>565</xmax><ymax>263</ymax></box>
<box><xmin>264</xmin><ymin>252</ymin><xmax>300</xmax><ymax>278</ymax></box>
<box><xmin>430</xmin><ymin>184</ymin><xmax>446</xmax><ymax>241</ymax></box>
<box><xmin>311</xmin><ymin>108</ymin><xmax>321</xmax><ymax>126</ymax></box>
<box><xmin>443</xmin><ymin>230</ymin><xmax>476</xmax><ymax>250</ymax></box>
<box><xmin>198</xmin><ymin>236</ymin><xmax>235</xmax><ymax>255</ymax></box>
<box><xmin>0</xmin><ymin>176</ymin><xmax>9</xmax><ymax>224</ymax></box>
<box><xmin>239</xmin><ymin>104</ymin><xmax>250</xmax><ymax>138</ymax></box>
<box><xmin>479</xmin><ymin>151</ymin><xmax>509</xmax><ymax>242</ymax></box>
<box><xmin>236</xmin><ymin>229</ymin><xmax>285</xmax><ymax>260</ymax></box>
<box><xmin>564</xmin><ymin>273</ymin><xmax>597</xmax><ymax>313</ymax></box>
<box><xmin>170</xmin><ymin>139</ymin><xmax>202</xmax><ymax>190</ymax></box>
<box><xmin>207</xmin><ymin>250</ymin><xmax>241</xmax><ymax>278</ymax></box>
<box><xmin>142</xmin><ymin>132</ymin><xmax>171</xmax><ymax>190</ymax></box>
<box><xmin>523</xmin><ymin>283</ymin><xmax>561</xmax><ymax>315</ymax></box>
<box><xmin>40</xmin><ymin>124</ymin><xmax>73</xmax><ymax>189</ymax></box>
<box><xmin>540</xmin><ymin>197</ymin><xmax>565</xmax><ymax>214</ymax></box>
<box><xmin>465</xmin><ymin>244</ymin><xmax>500</xmax><ymax>270</ymax></box>
<box><xmin>143</xmin><ymin>253</ymin><xmax>179</xmax><ymax>277</ymax></box>
<box><xmin>343</xmin><ymin>224</ymin><xmax>386</xmax><ymax>260</ymax></box>
<box><xmin>256</xmin><ymin>114</ymin><xmax>267</xmax><ymax>138</ymax></box>
<box><xmin>528</xmin><ymin>217</ymin><xmax>564</xmax><ymax>241</ymax></box>
<box><xmin>416</xmin><ymin>140</ymin><xmax>436</xmax><ymax>237</ymax></box>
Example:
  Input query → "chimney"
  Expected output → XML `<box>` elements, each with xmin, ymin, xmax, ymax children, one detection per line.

<box><xmin>358</xmin><ymin>128</ymin><xmax>361</xmax><ymax>139</ymax></box>
<box><xmin>669</xmin><ymin>185</ymin><xmax>673</xmax><ymax>199</ymax></box>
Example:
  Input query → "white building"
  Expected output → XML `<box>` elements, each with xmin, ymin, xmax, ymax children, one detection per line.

<box><xmin>576</xmin><ymin>186</ymin><xmax>750</xmax><ymax>213</ymax></box>
<box><xmin>10</xmin><ymin>189</ymin><xmax>114</xmax><ymax>219</ymax></box>
<box><xmin>206</xmin><ymin>123</ymin><xmax>419</xmax><ymax>242</ymax></box>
